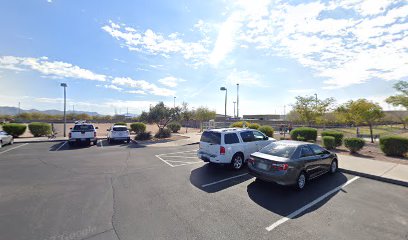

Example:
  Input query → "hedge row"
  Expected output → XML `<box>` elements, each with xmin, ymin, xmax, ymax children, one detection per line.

<box><xmin>380</xmin><ymin>136</ymin><xmax>408</xmax><ymax>157</ymax></box>
<box><xmin>258</xmin><ymin>126</ymin><xmax>274</xmax><ymax>137</ymax></box>
<box><xmin>2</xmin><ymin>123</ymin><xmax>27</xmax><ymax>137</ymax></box>
<box><xmin>344</xmin><ymin>138</ymin><xmax>365</xmax><ymax>153</ymax></box>
<box><xmin>321</xmin><ymin>131</ymin><xmax>343</xmax><ymax>147</ymax></box>
<box><xmin>322</xmin><ymin>136</ymin><xmax>335</xmax><ymax>149</ymax></box>
<box><xmin>28</xmin><ymin>122</ymin><xmax>51</xmax><ymax>137</ymax></box>
<box><xmin>290</xmin><ymin>127</ymin><xmax>317</xmax><ymax>142</ymax></box>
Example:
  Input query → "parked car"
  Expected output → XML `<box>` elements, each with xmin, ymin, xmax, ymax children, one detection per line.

<box><xmin>197</xmin><ymin>128</ymin><xmax>276</xmax><ymax>170</ymax></box>
<box><xmin>0</xmin><ymin>131</ymin><xmax>13</xmax><ymax>148</ymax></box>
<box><xmin>68</xmin><ymin>122</ymin><xmax>98</xmax><ymax>146</ymax></box>
<box><xmin>107</xmin><ymin>125</ymin><xmax>130</xmax><ymax>144</ymax></box>
<box><xmin>248</xmin><ymin>140</ymin><xmax>338</xmax><ymax>190</ymax></box>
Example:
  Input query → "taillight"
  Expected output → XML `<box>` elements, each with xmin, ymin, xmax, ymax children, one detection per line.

<box><xmin>248</xmin><ymin>157</ymin><xmax>255</xmax><ymax>164</ymax></box>
<box><xmin>68</xmin><ymin>132</ymin><xmax>71</xmax><ymax>138</ymax></box>
<box><xmin>272</xmin><ymin>163</ymin><xmax>288</xmax><ymax>171</ymax></box>
<box><xmin>220</xmin><ymin>146</ymin><xmax>226</xmax><ymax>155</ymax></box>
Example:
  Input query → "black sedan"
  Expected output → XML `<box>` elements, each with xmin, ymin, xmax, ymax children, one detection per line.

<box><xmin>248</xmin><ymin>140</ymin><xmax>338</xmax><ymax>190</ymax></box>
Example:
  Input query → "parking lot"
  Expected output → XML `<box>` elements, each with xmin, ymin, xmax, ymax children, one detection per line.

<box><xmin>0</xmin><ymin>142</ymin><xmax>407</xmax><ymax>240</ymax></box>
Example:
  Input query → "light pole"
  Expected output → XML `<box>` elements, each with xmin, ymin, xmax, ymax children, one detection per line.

<box><xmin>220</xmin><ymin>87</ymin><xmax>227</xmax><ymax>119</ymax></box>
<box><xmin>314</xmin><ymin>93</ymin><xmax>318</xmax><ymax>107</ymax></box>
<box><xmin>236</xmin><ymin>83</ymin><xmax>239</xmax><ymax>119</ymax></box>
<box><xmin>60</xmin><ymin>83</ymin><xmax>67</xmax><ymax>137</ymax></box>
<box><xmin>173</xmin><ymin>96</ymin><xmax>176</xmax><ymax>108</ymax></box>
<box><xmin>233</xmin><ymin>101</ymin><xmax>236</xmax><ymax>118</ymax></box>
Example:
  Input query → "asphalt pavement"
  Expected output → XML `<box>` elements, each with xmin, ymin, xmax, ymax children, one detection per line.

<box><xmin>0</xmin><ymin>142</ymin><xmax>407</xmax><ymax>240</ymax></box>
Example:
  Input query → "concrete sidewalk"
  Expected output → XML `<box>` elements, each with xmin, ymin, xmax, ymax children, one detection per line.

<box><xmin>338</xmin><ymin>154</ymin><xmax>408</xmax><ymax>187</ymax></box>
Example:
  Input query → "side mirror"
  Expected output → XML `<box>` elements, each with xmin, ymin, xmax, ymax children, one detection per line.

<box><xmin>264</xmin><ymin>136</ymin><xmax>269</xmax><ymax>140</ymax></box>
<box><xmin>95</xmin><ymin>127</ymin><xmax>99</xmax><ymax>129</ymax></box>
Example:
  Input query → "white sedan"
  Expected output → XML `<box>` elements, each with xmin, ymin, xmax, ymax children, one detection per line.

<box><xmin>0</xmin><ymin>131</ymin><xmax>14</xmax><ymax>148</ymax></box>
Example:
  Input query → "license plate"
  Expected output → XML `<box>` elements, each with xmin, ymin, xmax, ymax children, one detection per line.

<box><xmin>257</xmin><ymin>162</ymin><xmax>268</xmax><ymax>170</ymax></box>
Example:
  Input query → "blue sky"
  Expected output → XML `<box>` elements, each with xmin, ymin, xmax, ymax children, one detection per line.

<box><xmin>0</xmin><ymin>0</ymin><xmax>407</xmax><ymax>116</ymax></box>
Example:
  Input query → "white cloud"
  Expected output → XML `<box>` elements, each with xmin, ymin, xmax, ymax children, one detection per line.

<box><xmin>0</xmin><ymin>56</ymin><xmax>107</xmax><ymax>81</ymax></box>
<box><xmin>288</xmin><ymin>89</ymin><xmax>314</xmax><ymax>94</ymax></box>
<box><xmin>158</xmin><ymin>76</ymin><xmax>185</xmax><ymax>87</ymax></box>
<box><xmin>112</xmin><ymin>77</ymin><xmax>175</xmax><ymax>96</ymax></box>
<box><xmin>126</xmin><ymin>90</ymin><xmax>147</xmax><ymax>95</ymax></box>
<box><xmin>97</xmin><ymin>84</ymin><xmax>123</xmax><ymax>91</ymax></box>
<box><xmin>225</xmin><ymin>68</ymin><xmax>263</xmax><ymax>87</ymax></box>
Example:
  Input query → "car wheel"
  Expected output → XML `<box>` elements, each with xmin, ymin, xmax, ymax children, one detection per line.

<box><xmin>0</xmin><ymin>141</ymin><xmax>2</xmax><ymax>148</ymax></box>
<box><xmin>330</xmin><ymin>159</ymin><xmax>338</xmax><ymax>174</ymax></box>
<box><xmin>231</xmin><ymin>153</ymin><xmax>244</xmax><ymax>170</ymax></box>
<box><xmin>127</xmin><ymin>138</ymin><xmax>130</xmax><ymax>143</ymax></box>
<box><xmin>10</xmin><ymin>138</ymin><xmax>14</xmax><ymax>145</ymax></box>
<box><xmin>295</xmin><ymin>172</ymin><xmax>307</xmax><ymax>190</ymax></box>
<box><xmin>93</xmin><ymin>140</ymin><xmax>98</xmax><ymax>146</ymax></box>
<box><xmin>68</xmin><ymin>142</ymin><xmax>74</xmax><ymax>147</ymax></box>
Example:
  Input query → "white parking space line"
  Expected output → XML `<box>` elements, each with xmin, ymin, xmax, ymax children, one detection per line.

<box><xmin>155</xmin><ymin>155</ymin><xmax>176</xmax><ymax>167</ymax></box>
<box><xmin>0</xmin><ymin>143</ymin><xmax>29</xmax><ymax>155</ymax></box>
<box><xmin>155</xmin><ymin>150</ymin><xmax>201</xmax><ymax>167</ymax></box>
<box><xmin>162</xmin><ymin>156</ymin><xmax>198</xmax><ymax>159</ymax></box>
<box><xmin>265</xmin><ymin>176</ymin><xmax>360</xmax><ymax>232</ymax></box>
<box><xmin>201</xmin><ymin>173</ymin><xmax>249</xmax><ymax>188</ymax></box>
<box><xmin>156</xmin><ymin>150</ymin><xmax>197</xmax><ymax>156</ymax></box>
<box><xmin>55</xmin><ymin>141</ymin><xmax>67</xmax><ymax>151</ymax></box>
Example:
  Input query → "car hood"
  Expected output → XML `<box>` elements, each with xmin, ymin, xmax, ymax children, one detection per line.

<box><xmin>251</xmin><ymin>151</ymin><xmax>289</xmax><ymax>162</ymax></box>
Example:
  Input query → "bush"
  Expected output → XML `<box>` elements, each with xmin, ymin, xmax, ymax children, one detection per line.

<box><xmin>248</xmin><ymin>123</ymin><xmax>260</xmax><ymax>129</ymax></box>
<box><xmin>290</xmin><ymin>127</ymin><xmax>317</xmax><ymax>142</ymax></box>
<box><xmin>2</xmin><ymin>123</ymin><xmax>26</xmax><ymax>137</ymax></box>
<box><xmin>230</xmin><ymin>121</ymin><xmax>249</xmax><ymax>128</ymax></box>
<box><xmin>297</xmin><ymin>136</ymin><xmax>306</xmax><ymax>141</ymax></box>
<box><xmin>154</xmin><ymin>128</ymin><xmax>171</xmax><ymax>138</ymax></box>
<box><xmin>322</xmin><ymin>136</ymin><xmax>335</xmax><ymax>149</ymax></box>
<box><xmin>28</xmin><ymin>122</ymin><xmax>51</xmax><ymax>137</ymax></box>
<box><xmin>258</xmin><ymin>125</ymin><xmax>274</xmax><ymax>137</ymax></box>
<box><xmin>135</xmin><ymin>131</ymin><xmax>152</xmax><ymax>141</ymax></box>
<box><xmin>379</xmin><ymin>136</ymin><xmax>408</xmax><ymax>157</ymax></box>
<box><xmin>114</xmin><ymin>122</ymin><xmax>127</xmax><ymax>126</ymax></box>
<box><xmin>321</xmin><ymin>131</ymin><xmax>344</xmax><ymax>147</ymax></box>
<box><xmin>167</xmin><ymin>122</ymin><xmax>181</xmax><ymax>133</ymax></box>
<box><xmin>130</xmin><ymin>122</ymin><xmax>146</xmax><ymax>134</ymax></box>
<box><xmin>344</xmin><ymin>138</ymin><xmax>365</xmax><ymax>153</ymax></box>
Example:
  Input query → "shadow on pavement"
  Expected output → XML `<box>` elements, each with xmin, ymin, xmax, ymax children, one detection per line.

<box><xmin>190</xmin><ymin>163</ymin><xmax>253</xmax><ymax>193</ymax></box>
<box><xmin>246</xmin><ymin>172</ymin><xmax>349</xmax><ymax>218</ymax></box>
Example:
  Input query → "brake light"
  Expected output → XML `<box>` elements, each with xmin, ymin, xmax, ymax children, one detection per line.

<box><xmin>220</xmin><ymin>146</ymin><xmax>226</xmax><ymax>155</ymax></box>
<box><xmin>69</xmin><ymin>132</ymin><xmax>71</xmax><ymax>138</ymax></box>
<box><xmin>248</xmin><ymin>157</ymin><xmax>255</xmax><ymax>164</ymax></box>
<box><xmin>272</xmin><ymin>163</ymin><xmax>288</xmax><ymax>171</ymax></box>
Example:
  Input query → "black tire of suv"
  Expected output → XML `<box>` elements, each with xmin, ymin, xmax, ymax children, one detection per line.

<box><xmin>231</xmin><ymin>153</ymin><xmax>244</xmax><ymax>170</ymax></box>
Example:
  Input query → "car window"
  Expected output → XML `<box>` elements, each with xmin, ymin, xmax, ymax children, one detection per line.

<box><xmin>224</xmin><ymin>133</ymin><xmax>240</xmax><ymax>144</ymax></box>
<box><xmin>113</xmin><ymin>127</ymin><xmax>128</xmax><ymax>131</ymax></box>
<box><xmin>300</xmin><ymin>146</ymin><xmax>314</xmax><ymax>157</ymax></box>
<box><xmin>252</xmin><ymin>131</ymin><xmax>266</xmax><ymax>141</ymax></box>
<box><xmin>260</xmin><ymin>142</ymin><xmax>297</xmax><ymax>158</ymax></box>
<box><xmin>310</xmin><ymin>145</ymin><xmax>325</xmax><ymax>155</ymax></box>
<box><xmin>200</xmin><ymin>131</ymin><xmax>221</xmax><ymax>145</ymax></box>
<box><xmin>0</xmin><ymin>131</ymin><xmax>6</xmax><ymax>135</ymax></box>
<box><xmin>240</xmin><ymin>131</ymin><xmax>255</xmax><ymax>142</ymax></box>
<box><xmin>73</xmin><ymin>125</ymin><xmax>94</xmax><ymax>131</ymax></box>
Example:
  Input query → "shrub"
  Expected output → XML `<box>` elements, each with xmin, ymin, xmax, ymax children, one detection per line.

<box><xmin>379</xmin><ymin>136</ymin><xmax>408</xmax><ymax>157</ymax></box>
<box><xmin>321</xmin><ymin>131</ymin><xmax>344</xmax><ymax>147</ymax></box>
<box><xmin>258</xmin><ymin>125</ymin><xmax>274</xmax><ymax>137</ymax></box>
<box><xmin>344</xmin><ymin>138</ymin><xmax>365</xmax><ymax>153</ymax></box>
<box><xmin>135</xmin><ymin>131</ymin><xmax>152</xmax><ymax>141</ymax></box>
<box><xmin>28</xmin><ymin>122</ymin><xmax>51</xmax><ymax>137</ymax></box>
<box><xmin>290</xmin><ymin>127</ymin><xmax>317</xmax><ymax>142</ymax></box>
<box><xmin>114</xmin><ymin>122</ymin><xmax>127</xmax><ymax>126</ymax></box>
<box><xmin>248</xmin><ymin>123</ymin><xmax>260</xmax><ymax>129</ymax></box>
<box><xmin>2</xmin><ymin>123</ymin><xmax>26</xmax><ymax>137</ymax></box>
<box><xmin>322</xmin><ymin>136</ymin><xmax>335</xmax><ymax>149</ymax></box>
<box><xmin>130</xmin><ymin>122</ymin><xmax>146</xmax><ymax>134</ymax></box>
<box><xmin>230</xmin><ymin>121</ymin><xmax>249</xmax><ymax>128</ymax></box>
<box><xmin>154</xmin><ymin>128</ymin><xmax>171</xmax><ymax>138</ymax></box>
<box><xmin>167</xmin><ymin>122</ymin><xmax>181</xmax><ymax>133</ymax></box>
<box><xmin>297</xmin><ymin>136</ymin><xmax>306</xmax><ymax>141</ymax></box>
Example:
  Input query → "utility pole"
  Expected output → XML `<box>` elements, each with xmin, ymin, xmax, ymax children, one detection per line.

<box><xmin>60</xmin><ymin>83</ymin><xmax>67</xmax><ymax>137</ymax></box>
<box><xmin>220</xmin><ymin>87</ymin><xmax>227</xmax><ymax>119</ymax></box>
<box><xmin>314</xmin><ymin>93</ymin><xmax>318</xmax><ymax>107</ymax></box>
<box><xmin>236</xmin><ymin>83</ymin><xmax>239</xmax><ymax>119</ymax></box>
<box><xmin>18</xmin><ymin>102</ymin><xmax>21</xmax><ymax>115</ymax></box>
<box><xmin>233</xmin><ymin>101</ymin><xmax>236</xmax><ymax>118</ymax></box>
<box><xmin>173</xmin><ymin>96</ymin><xmax>176</xmax><ymax>108</ymax></box>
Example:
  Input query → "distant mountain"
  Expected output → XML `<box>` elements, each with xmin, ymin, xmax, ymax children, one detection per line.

<box><xmin>0</xmin><ymin>106</ymin><xmax>100</xmax><ymax>116</ymax></box>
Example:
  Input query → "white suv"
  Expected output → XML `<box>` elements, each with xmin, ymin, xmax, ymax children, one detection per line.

<box><xmin>197</xmin><ymin>128</ymin><xmax>276</xmax><ymax>170</ymax></box>
<box><xmin>107</xmin><ymin>125</ymin><xmax>130</xmax><ymax>144</ymax></box>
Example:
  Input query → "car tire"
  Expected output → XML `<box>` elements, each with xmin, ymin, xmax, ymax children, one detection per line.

<box><xmin>10</xmin><ymin>139</ymin><xmax>14</xmax><ymax>145</ymax></box>
<box><xmin>295</xmin><ymin>171</ymin><xmax>307</xmax><ymax>190</ymax></box>
<box><xmin>68</xmin><ymin>142</ymin><xmax>74</xmax><ymax>147</ymax></box>
<box><xmin>231</xmin><ymin>153</ymin><xmax>244</xmax><ymax>170</ymax></box>
<box><xmin>330</xmin><ymin>159</ymin><xmax>338</xmax><ymax>174</ymax></box>
<box><xmin>0</xmin><ymin>141</ymin><xmax>2</xmax><ymax>148</ymax></box>
<box><xmin>93</xmin><ymin>140</ymin><xmax>98</xmax><ymax>146</ymax></box>
<box><xmin>126</xmin><ymin>138</ymin><xmax>130</xmax><ymax>143</ymax></box>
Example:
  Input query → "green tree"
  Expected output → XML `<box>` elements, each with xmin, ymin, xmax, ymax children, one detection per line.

<box><xmin>386</xmin><ymin>81</ymin><xmax>408</xmax><ymax>109</ymax></box>
<box><xmin>292</xmin><ymin>96</ymin><xmax>335</xmax><ymax>126</ymax></box>
<box><xmin>194</xmin><ymin>106</ymin><xmax>216</xmax><ymax>130</ymax></box>
<box><xmin>145</xmin><ymin>102</ymin><xmax>180</xmax><ymax>131</ymax></box>
<box><xmin>336</xmin><ymin>99</ymin><xmax>384</xmax><ymax>143</ymax></box>
<box><xmin>180</xmin><ymin>102</ymin><xmax>194</xmax><ymax>133</ymax></box>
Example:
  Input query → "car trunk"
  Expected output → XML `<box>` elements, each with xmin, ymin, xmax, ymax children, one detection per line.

<box><xmin>251</xmin><ymin>152</ymin><xmax>289</xmax><ymax>172</ymax></box>
<box><xmin>199</xmin><ymin>131</ymin><xmax>221</xmax><ymax>157</ymax></box>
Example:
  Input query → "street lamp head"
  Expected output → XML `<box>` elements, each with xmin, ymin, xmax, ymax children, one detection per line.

<box><xmin>60</xmin><ymin>83</ymin><xmax>67</xmax><ymax>87</ymax></box>
<box><xmin>220</xmin><ymin>87</ymin><xmax>227</xmax><ymax>91</ymax></box>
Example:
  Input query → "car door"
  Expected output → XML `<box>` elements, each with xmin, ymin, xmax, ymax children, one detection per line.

<box><xmin>252</xmin><ymin>130</ymin><xmax>270</xmax><ymax>150</ymax></box>
<box><xmin>299</xmin><ymin>146</ymin><xmax>321</xmax><ymax>178</ymax></box>
<box><xmin>239</xmin><ymin>131</ymin><xmax>258</xmax><ymax>160</ymax></box>
<box><xmin>309</xmin><ymin>144</ymin><xmax>332</xmax><ymax>173</ymax></box>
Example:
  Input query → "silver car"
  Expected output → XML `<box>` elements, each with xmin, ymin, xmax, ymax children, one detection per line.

<box><xmin>248</xmin><ymin>140</ymin><xmax>338</xmax><ymax>190</ymax></box>
<box><xmin>0</xmin><ymin>131</ymin><xmax>14</xmax><ymax>148</ymax></box>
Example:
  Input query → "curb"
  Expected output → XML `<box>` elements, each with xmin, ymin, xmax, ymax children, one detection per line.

<box><xmin>14</xmin><ymin>137</ymin><xmax>109</xmax><ymax>144</ymax></box>
<box><xmin>339</xmin><ymin>168</ymin><xmax>408</xmax><ymax>188</ymax></box>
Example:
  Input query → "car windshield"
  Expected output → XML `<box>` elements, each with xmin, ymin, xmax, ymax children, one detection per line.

<box><xmin>200</xmin><ymin>131</ymin><xmax>221</xmax><ymax>145</ymax></box>
<box><xmin>73</xmin><ymin>125</ymin><xmax>94</xmax><ymax>131</ymax></box>
<box><xmin>113</xmin><ymin>127</ymin><xmax>127</xmax><ymax>131</ymax></box>
<box><xmin>260</xmin><ymin>143</ymin><xmax>297</xmax><ymax>158</ymax></box>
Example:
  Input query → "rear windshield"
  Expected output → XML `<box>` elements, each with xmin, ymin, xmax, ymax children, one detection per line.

<box><xmin>260</xmin><ymin>143</ymin><xmax>297</xmax><ymax>158</ymax></box>
<box><xmin>200</xmin><ymin>131</ymin><xmax>221</xmax><ymax>145</ymax></box>
<box><xmin>113</xmin><ymin>127</ymin><xmax>128</xmax><ymax>131</ymax></box>
<box><xmin>73</xmin><ymin>125</ymin><xmax>94</xmax><ymax>131</ymax></box>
